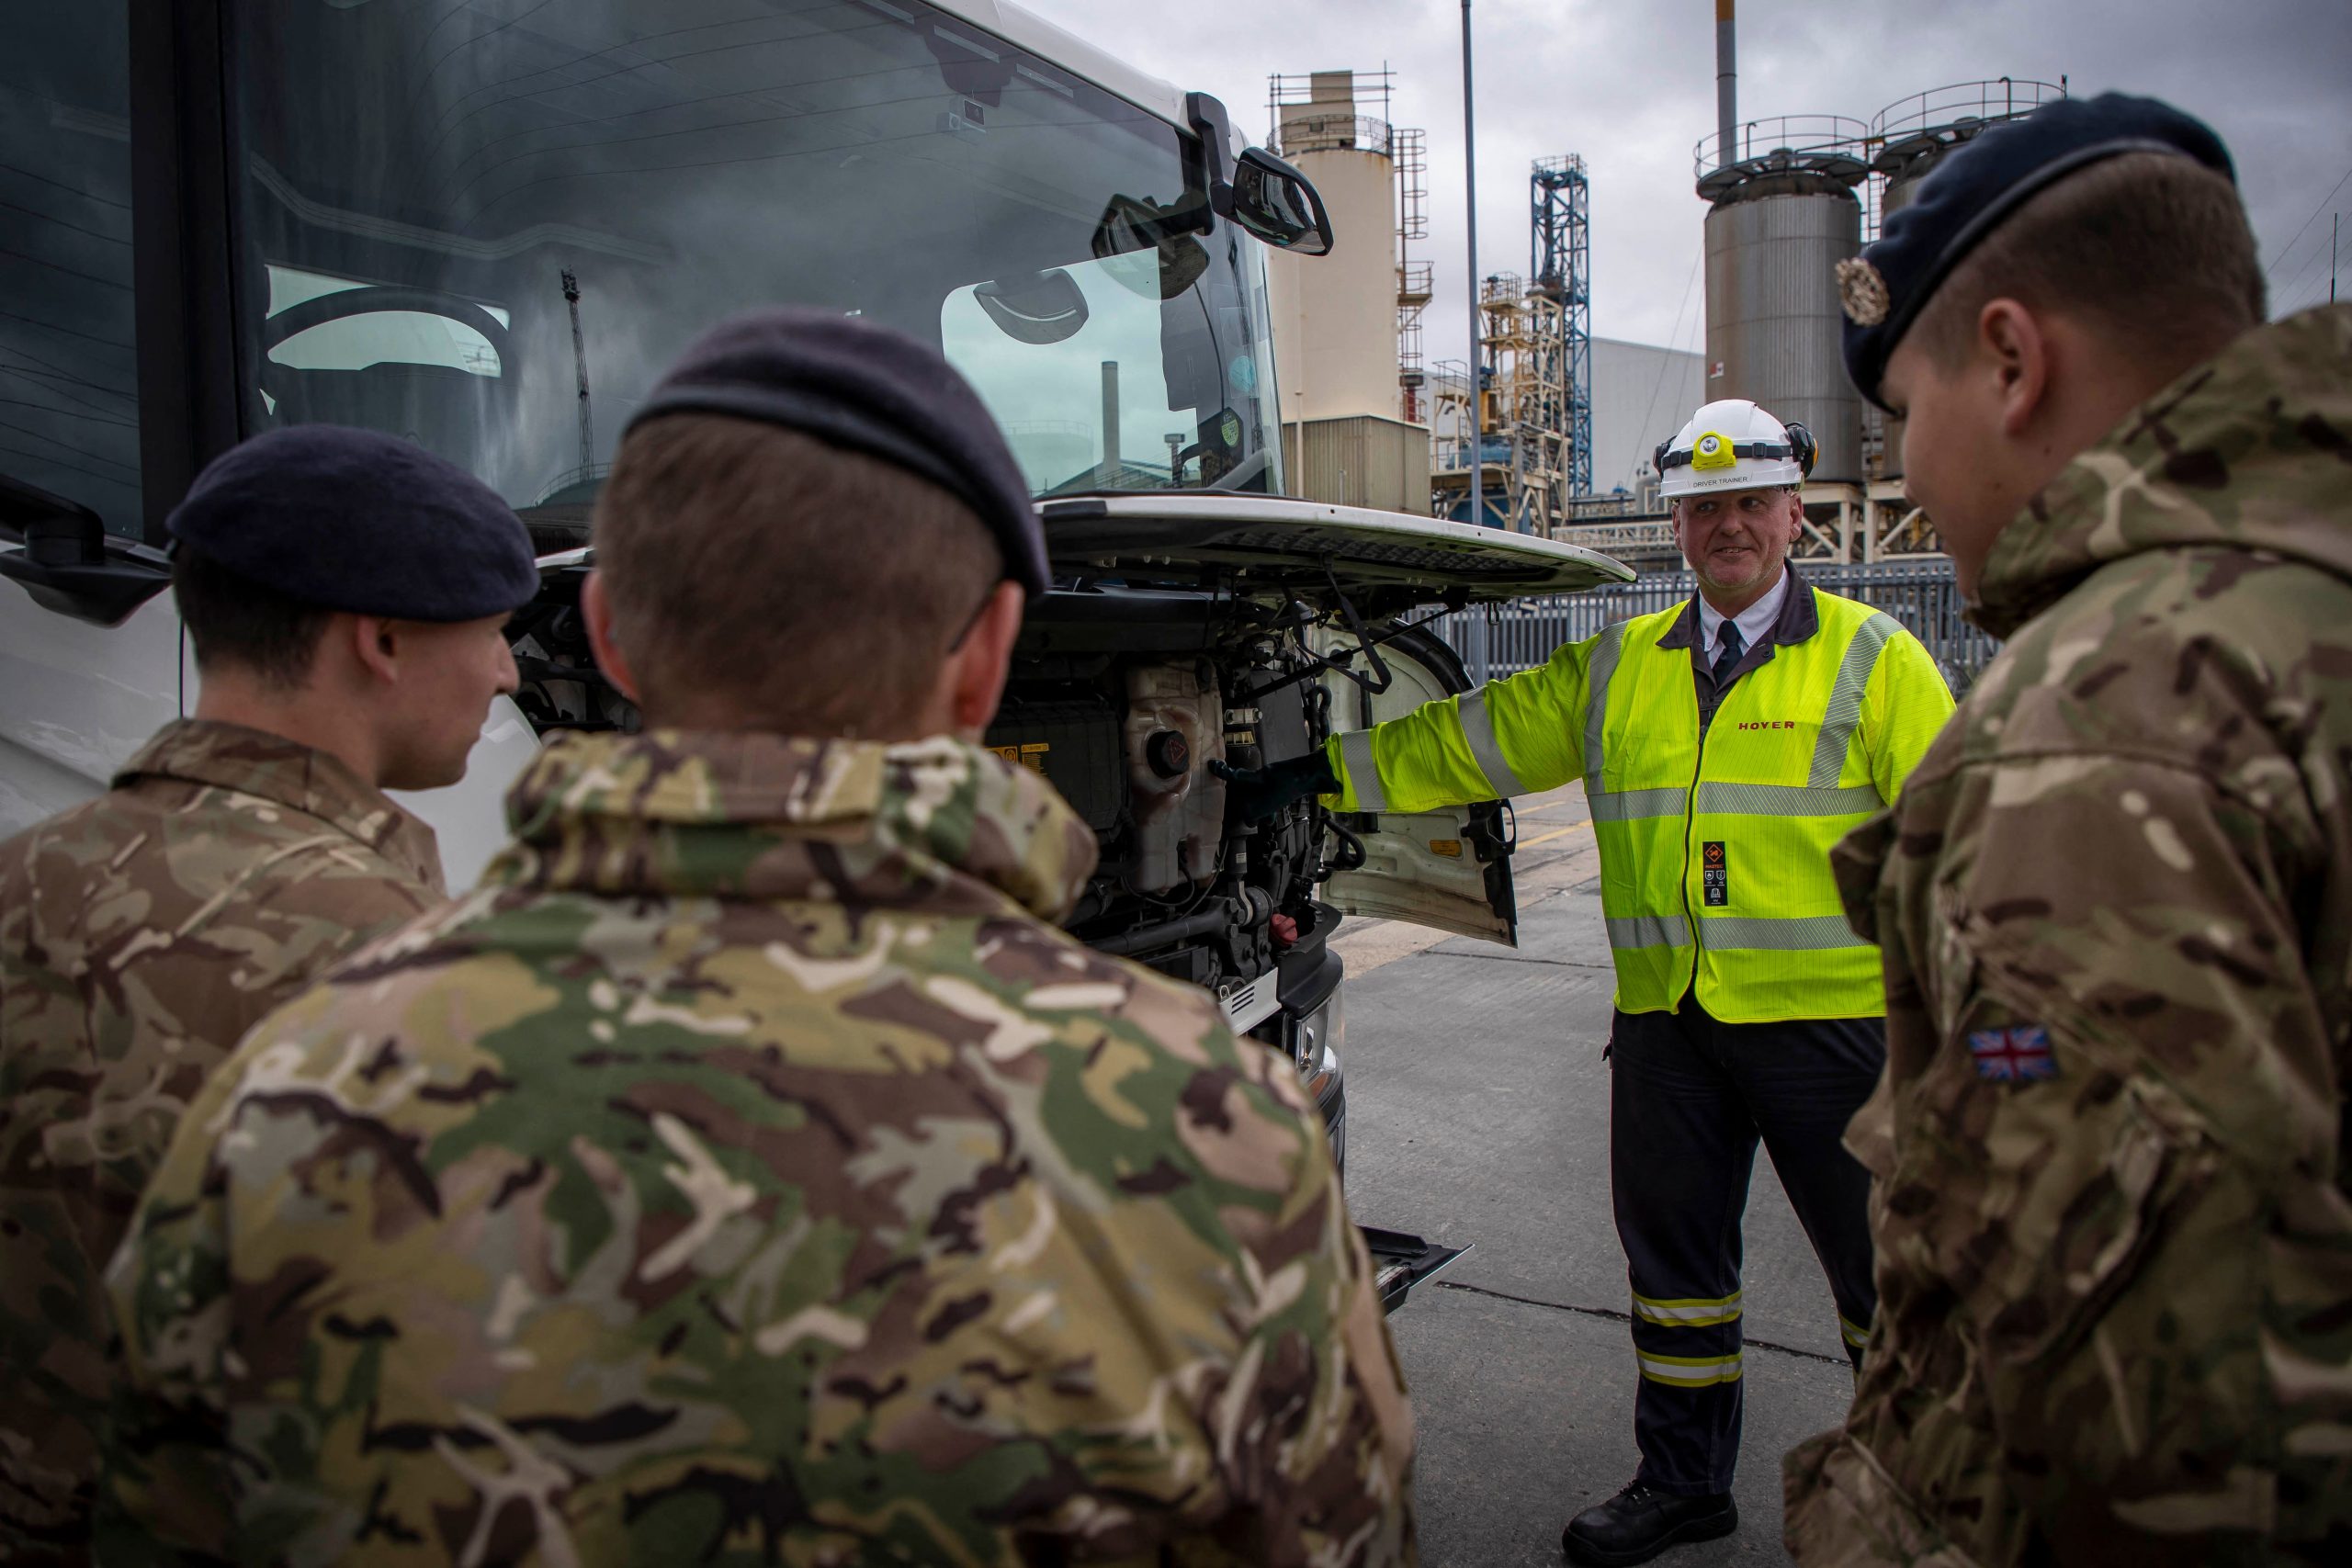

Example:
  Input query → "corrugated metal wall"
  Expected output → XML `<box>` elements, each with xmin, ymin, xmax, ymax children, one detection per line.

<box><xmin>1589</xmin><ymin>337</ymin><xmax>1706</xmax><ymax>498</ymax></box>
<box><xmin>1703</xmin><ymin>191</ymin><xmax>1864</xmax><ymax>482</ymax></box>
<box><xmin>1281</xmin><ymin>415</ymin><xmax>1433</xmax><ymax>514</ymax></box>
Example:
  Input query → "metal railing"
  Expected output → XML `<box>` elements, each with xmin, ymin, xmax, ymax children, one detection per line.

<box><xmin>532</xmin><ymin>462</ymin><xmax>610</xmax><ymax>505</ymax></box>
<box><xmin>1272</xmin><ymin>112</ymin><xmax>1392</xmax><ymax>158</ymax></box>
<box><xmin>1871</xmin><ymin>78</ymin><xmax>2066</xmax><ymax>143</ymax></box>
<box><xmin>1438</xmin><ymin>559</ymin><xmax>1996</xmax><ymax>694</ymax></box>
<box><xmin>1692</xmin><ymin>115</ymin><xmax>1871</xmax><ymax>180</ymax></box>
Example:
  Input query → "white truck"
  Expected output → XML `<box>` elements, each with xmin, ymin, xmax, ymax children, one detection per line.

<box><xmin>1</xmin><ymin>0</ymin><xmax>1631</xmax><ymax>1306</ymax></box>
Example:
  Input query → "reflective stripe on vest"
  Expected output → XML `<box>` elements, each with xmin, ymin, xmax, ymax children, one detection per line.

<box><xmin>1340</xmin><ymin>727</ymin><xmax>1386</xmax><ymax>812</ymax></box>
<box><xmin>1458</xmin><ymin>687</ymin><xmax>1527</xmax><ymax>797</ymax></box>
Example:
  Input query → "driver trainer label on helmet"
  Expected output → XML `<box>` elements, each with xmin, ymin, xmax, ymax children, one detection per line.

<box><xmin>1702</xmin><ymin>840</ymin><xmax>1729</xmax><ymax>906</ymax></box>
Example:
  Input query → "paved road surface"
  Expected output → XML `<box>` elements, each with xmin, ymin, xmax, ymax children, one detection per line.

<box><xmin>1334</xmin><ymin>782</ymin><xmax>1858</xmax><ymax>1566</ymax></box>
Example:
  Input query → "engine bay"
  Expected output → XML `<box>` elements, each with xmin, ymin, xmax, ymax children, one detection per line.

<box><xmin>504</xmin><ymin>568</ymin><xmax>1382</xmax><ymax>1151</ymax></box>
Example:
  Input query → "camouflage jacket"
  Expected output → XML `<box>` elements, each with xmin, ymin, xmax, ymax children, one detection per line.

<box><xmin>1785</xmin><ymin>304</ymin><xmax>2352</xmax><ymax>1565</ymax></box>
<box><xmin>0</xmin><ymin>718</ymin><xmax>444</xmax><ymax>1564</ymax></box>
<box><xmin>102</xmin><ymin>729</ymin><xmax>1415</xmax><ymax>1567</ymax></box>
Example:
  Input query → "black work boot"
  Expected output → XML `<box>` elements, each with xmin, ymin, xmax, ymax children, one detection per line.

<box><xmin>1561</xmin><ymin>1479</ymin><xmax>1737</xmax><ymax>1566</ymax></box>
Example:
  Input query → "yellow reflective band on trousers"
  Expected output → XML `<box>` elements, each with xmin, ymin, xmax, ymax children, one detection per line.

<box><xmin>1632</xmin><ymin>1289</ymin><xmax>1743</xmax><ymax>1329</ymax></box>
<box><xmin>1585</xmin><ymin>592</ymin><xmax>1906</xmax><ymax>1021</ymax></box>
<box><xmin>1636</xmin><ymin>1348</ymin><xmax>1745</xmax><ymax>1388</ymax></box>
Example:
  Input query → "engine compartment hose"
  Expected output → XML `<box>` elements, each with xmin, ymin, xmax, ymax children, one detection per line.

<box><xmin>1092</xmin><ymin>906</ymin><xmax>1230</xmax><ymax>958</ymax></box>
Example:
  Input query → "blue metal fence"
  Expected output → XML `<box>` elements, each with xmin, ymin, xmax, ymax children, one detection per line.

<box><xmin>1440</xmin><ymin>559</ymin><xmax>1997</xmax><ymax>693</ymax></box>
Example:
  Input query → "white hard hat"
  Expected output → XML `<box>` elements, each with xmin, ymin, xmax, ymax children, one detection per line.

<box><xmin>1656</xmin><ymin>399</ymin><xmax>1816</xmax><ymax>498</ymax></box>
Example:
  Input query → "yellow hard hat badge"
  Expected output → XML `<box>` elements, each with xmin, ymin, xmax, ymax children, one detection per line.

<box><xmin>1690</xmin><ymin>432</ymin><xmax>1737</xmax><ymax>471</ymax></box>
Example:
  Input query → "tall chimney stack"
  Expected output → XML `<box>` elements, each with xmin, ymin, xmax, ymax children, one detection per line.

<box><xmin>1715</xmin><ymin>0</ymin><xmax>1736</xmax><ymax>168</ymax></box>
<box><xmin>1097</xmin><ymin>361</ymin><xmax>1122</xmax><ymax>486</ymax></box>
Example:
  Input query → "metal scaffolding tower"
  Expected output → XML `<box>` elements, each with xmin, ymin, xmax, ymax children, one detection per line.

<box><xmin>1428</xmin><ymin>154</ymin><xmax>1592</xmax><ymax>531</ymax></box>
<box><xmin>1530</xmin><ymin>155</ymin><xmax>1591</xmax><ymax>500</ymax></box>
<box><xmin>1395</xmin><ymin>127</ymin><xmax>1430</xmax><ymax>424</ymax></box>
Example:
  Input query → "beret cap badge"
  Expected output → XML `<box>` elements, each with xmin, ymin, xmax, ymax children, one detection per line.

<box><xmin>1836</xmin><ymin>257</ymin><xmax>1891</xmax><ymax>327</ymax></box>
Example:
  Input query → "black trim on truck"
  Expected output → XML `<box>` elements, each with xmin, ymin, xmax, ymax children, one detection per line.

<box><xmin>129</xmin><ymin>0</ymin><xmax>242</xmax><ymax>546</ymax></box>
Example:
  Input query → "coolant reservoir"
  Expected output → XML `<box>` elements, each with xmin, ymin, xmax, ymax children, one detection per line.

<box><xmin>1124</xmin><ymin>663</ymin><xmax>1227</xmax><ymax>892</ymax></box>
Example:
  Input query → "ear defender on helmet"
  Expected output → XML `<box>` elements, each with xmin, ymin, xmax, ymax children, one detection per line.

<box><xmin>1785</xmin><ymin>422</ymin><xmax>1818</xmax><ymax>479</ymax></box>
<box><xmin>1652</xmin><ymin>439</ymin><xmax>1669</xmax><ymax>477</ymax></box>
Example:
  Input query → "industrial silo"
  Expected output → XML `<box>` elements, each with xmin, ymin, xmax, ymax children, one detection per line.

<box><xmin>1696</xmin><ymin>118</ymin><xmax>1871</xmax><ymax>484</ymax></box>
<box><xmin>1869</xmin><ymin>79</ymin><xmax>2067</xmax><ymax>476</ymax></box>
<box><xmin>1263</xmin><ymin>69</ymin><xmax>1431</xmax><ymax>513</ymax></box>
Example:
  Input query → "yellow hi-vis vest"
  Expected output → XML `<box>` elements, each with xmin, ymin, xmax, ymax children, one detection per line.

<box><xmin>1323</xmin><ymin>584</ymin><xmax>1954</xmax><ymax>1022</ymax></box>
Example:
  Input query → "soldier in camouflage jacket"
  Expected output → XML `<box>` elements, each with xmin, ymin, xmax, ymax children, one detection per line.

<box><xmin>102</xmin><ymin>731</ymin><xmax>1413</xmax><ymax>1566</ymax></box>
<box><xmin>0</xmin><ymin>723</ymin><xmax>445</xmax><ymax>1561</ymax></box>
<box><xmin>1785</xmin><ymin>92</ymin><xmax>2352</xmax><ymax>1568</ymax></box>
<box><xmin>2</xmin><ymin>425</ymin><xmax>536</xmax><ymax>1564</ymax></box>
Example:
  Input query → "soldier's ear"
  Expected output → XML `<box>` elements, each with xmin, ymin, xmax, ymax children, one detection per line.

<box><xmin>1979</xmin><ymin>299</ymin><xmax>2052</xmax><ymax>438</ymax></box>
<box><xmin>944</xmin><ymin>580</ymin><xmax>1024</xmax><ymax>739</ymax></box>
<box><xmin>581</xmin><ymin>570</ymin><xmax>644</xmax><ymax>705</ymax></box>
<box><xmin>350</xmin><ymin>615</ymin><xmax>402</xmax><ymax>685</ymax></box>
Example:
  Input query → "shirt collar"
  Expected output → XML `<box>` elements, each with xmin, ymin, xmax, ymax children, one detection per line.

<box><xmin>1656</xmin><ymin>560</ymin><xmax>1819</xmax><ymax>651</ymax></box>
<box><xmin>1696</xmin><ymin>567</ymin><xmax>1792</xmax><ymax>655</ymax></box>
<box><xmin>114</xmin><ymin>717</ymin><xmax>444</xmax><ymax>890</ymax></box>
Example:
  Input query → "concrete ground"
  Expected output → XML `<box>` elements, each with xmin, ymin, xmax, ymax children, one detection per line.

<box><xmin>1331</xmin><ymin>782</ymin><xmax>1858</xmax><ymax>1567</ymax></box>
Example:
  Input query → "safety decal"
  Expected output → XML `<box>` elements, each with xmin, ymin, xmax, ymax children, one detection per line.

<box><xmin>1967</xmin><ymin>1025</ymin><xmax>2058</xmax><ymax>1083</ymax></box>
<box><xmin>1702</xmin><ymin>840</ymin><xmax>1727</xmax><ymax>907</ymax></box>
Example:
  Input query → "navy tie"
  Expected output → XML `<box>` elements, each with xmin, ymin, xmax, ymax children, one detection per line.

<box><xmin>1712</xmin><ymin>620</ymin><xmax>1746</xmax><ymax>683</ymax></box>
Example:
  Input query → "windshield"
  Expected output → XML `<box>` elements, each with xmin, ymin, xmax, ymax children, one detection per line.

<box><xmin>228</xmin><ymin>0</ymin><xmax>1283</xmax><ymax>539</ymax></box>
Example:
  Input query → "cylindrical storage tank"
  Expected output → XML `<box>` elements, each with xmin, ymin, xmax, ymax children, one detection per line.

<box><xmin>1265</xmin><ymin>73</ymin><xmax>1401</xmax><ymax>427</ymax></box>
<box><xmin>1869</xmin><ymin>83</ymin><xmax>2067</xmax><ymax>478</ymax></box>
<box><xmin>1702</xmin><ymin>185</ymin><xmax>1864</xmax><ymax>483</ymax></box>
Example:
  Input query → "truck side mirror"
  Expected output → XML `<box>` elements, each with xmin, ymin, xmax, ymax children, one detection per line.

<box><xmin>1185</xmin><ymin>92</ymin><xmax>1334</xmax><ymax>257</ymax></box>
<box><xmin>0</xmin><ymin>473</ymin><xmax>173</xmax><ymax>626</ymax></box>
<box><xmin>1229</xmin><ymin>147</ymin><xmax>1334</xmax><ymax>257</ymax></box>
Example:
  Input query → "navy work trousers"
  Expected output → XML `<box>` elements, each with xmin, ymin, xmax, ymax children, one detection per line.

<box><xmin>1606</xmin><ymin>998</ymin><xmax>1883</xmax><ymax>1495</ymax></box>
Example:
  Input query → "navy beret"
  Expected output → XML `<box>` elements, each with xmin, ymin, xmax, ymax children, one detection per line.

<box><xmin>167</xmin><ymin>425</ymin><xmax>538</xmax><ymax>620</ymax></box>
<box><xmin>625</xmin><ymin>308</ymin><xmax>1049</xmax><ymax>596</ymax></box>
<box><xmin>1839</xmin><ymin>93</ymin><xmax>2235</xmax><ymax>411</ymax></box>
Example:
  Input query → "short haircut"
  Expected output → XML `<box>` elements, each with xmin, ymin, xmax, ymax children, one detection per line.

<box><xmin>1913</xmin><ymin>151</ymin><xmax>2264</xmax><ymax>370</ymax></box>
<box><xmin>593</xmin><ymin>415</ymin><xmax>1007</xmax><ymax>733</ymax></box>
<box><xmin>172</xmin><ymin>544</ymin><xmax>333</xmax><ymax>690</ymax></box>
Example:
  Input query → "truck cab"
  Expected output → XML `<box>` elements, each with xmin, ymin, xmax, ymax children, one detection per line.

<box><xmin>2</xmin><ymin>0</ymin><xmax>1632</xmax><ymax>1307</ymax></box>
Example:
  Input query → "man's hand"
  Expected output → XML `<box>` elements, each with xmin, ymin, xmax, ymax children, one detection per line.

<box><xmin>1210</xmin><ymin>752</ymin><xmax>1341</xmax><ymax>825</ymax></box>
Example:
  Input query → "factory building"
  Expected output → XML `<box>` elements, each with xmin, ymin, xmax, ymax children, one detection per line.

<box><xmin>1263</xmin><ymin>32</ymin><xmax>2064</xmax><ymax>558</ymax></box>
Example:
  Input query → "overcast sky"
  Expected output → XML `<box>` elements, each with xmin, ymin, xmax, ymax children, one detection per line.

<box><xmin>1017</xmin><ymin>0</ymin><xmax>2352</xmax><ymax>370</ymax></box>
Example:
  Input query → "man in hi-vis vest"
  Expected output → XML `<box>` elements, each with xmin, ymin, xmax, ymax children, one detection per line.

<box><xmin>1219</xmin><ymin>399</ymin><xmax>1955</xmax><ymax>1567</ymax></box>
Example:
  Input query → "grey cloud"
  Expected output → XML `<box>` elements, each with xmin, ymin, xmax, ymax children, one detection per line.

<box><xmin>1017</xmin><ymin>0</ymin><xmax>2352</xmax><ymax>362</ymax></box>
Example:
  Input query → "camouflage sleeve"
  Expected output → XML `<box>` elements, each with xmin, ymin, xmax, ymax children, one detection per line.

<box><xmin>1324</xmin><ymin>631</ymin><xmax>1596</xmax><ymax>814</ymax></box>
<box><xmin>1147</xmin><ymin>1011</ymin><xmax>1418</xmax><ymax>1561</ymax></box>
<box><xmin>1856</xmin><ymin>628</ymin><xmax>1953</xmax><ymax>806</ymax></box>
<box><xmin>93</xmin><ymin>1025</ymin><xmax>254</xmax><ymax>1566</ymax></box>
<box><xmin>1862</xmin><ymin>751</ymin><xmax>2346</xmax><ymax>1557</ymax></box>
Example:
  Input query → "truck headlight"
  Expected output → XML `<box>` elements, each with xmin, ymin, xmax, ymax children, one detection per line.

<box><xmin>1296</xmin><ymin>988</ymin><xmax>1343</xmax><ymax>1106</ymax></box>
